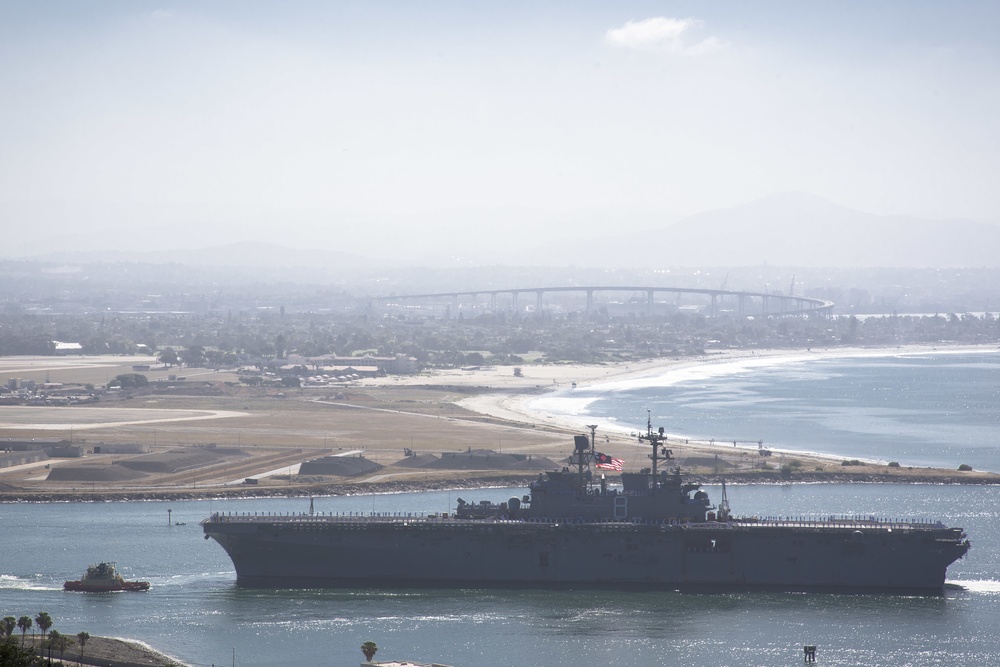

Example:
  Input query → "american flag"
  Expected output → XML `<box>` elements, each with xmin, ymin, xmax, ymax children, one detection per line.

<box><xmin>594</xmin><ymin>452</ymin><xmax>624</xmax><ymax>471</ymax></box>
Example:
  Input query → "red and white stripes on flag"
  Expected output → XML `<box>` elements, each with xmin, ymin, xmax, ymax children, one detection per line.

<box><xmin>594</xmin><ymin>452</ymin><xmax>624</xmax><ymax>471</ymax></box>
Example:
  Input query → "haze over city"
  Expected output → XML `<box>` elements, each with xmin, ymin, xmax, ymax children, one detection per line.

<box><xmin>2</xmin><ymin>1</ymin><xmax>998</xmax><ymax>265</ymax></box>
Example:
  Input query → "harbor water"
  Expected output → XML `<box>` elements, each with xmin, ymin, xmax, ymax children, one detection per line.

<box><xmin>539</xmin><ymin>350</ymin><xmax>1000</xmax><ymax>472</ymax></box>
<box><xmin>3</xmin><ymin>350</ymin><xmax>1000</xmax><ymax>666</ymax></box>
<box><xmin>2</xmin><ymin>486</ymin><xmax>999</xmax><ymax>666</ymax></box>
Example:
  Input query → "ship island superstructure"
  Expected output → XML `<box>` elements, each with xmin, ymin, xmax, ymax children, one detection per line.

<box><xmin>202</xmin><ymin>422</ymin><xmax>970</xmax><ymax>592</ymax></box>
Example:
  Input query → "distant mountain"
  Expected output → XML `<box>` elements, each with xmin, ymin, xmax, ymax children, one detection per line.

<box><xmin>530</xmin><ymin>193</ymin><xmax>1000</xmax><ymax>268</ymax></box>
<box><xmin>10</xmin><ymin>194</ymin><xmax>998</xmax><ymax>270</ymax></box>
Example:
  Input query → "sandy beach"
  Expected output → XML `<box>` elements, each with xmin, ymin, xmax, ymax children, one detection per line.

<box><xmin>358</xmin><ymin>343</ymin><xmax>1000</xmax><ymax>468</ymax></box>
<box><xmin>21</xmin><ymin>635</ymin><xmax>188</xmax><ymax>667</ymax></box>
<box><xmin>361</xmin><ymin>344</ymin><xmax>995</xmax><ymax>418</ymax></box>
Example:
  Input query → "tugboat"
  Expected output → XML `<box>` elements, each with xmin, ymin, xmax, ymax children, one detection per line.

<box><xmin>63</xmin><ymin>562</ymin><xmax>150</xmax><ymax>592</ymax></box>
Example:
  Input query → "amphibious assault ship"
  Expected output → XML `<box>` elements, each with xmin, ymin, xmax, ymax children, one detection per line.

<box><xmin>202</xmin><ymin>423</ymin><xmax>970</xmax><ymax>592</ymax></box>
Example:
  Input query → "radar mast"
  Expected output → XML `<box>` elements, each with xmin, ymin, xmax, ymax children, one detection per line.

<box><xmin>637</xmin><ymin>409</ymin><xmax>673</xmax><ymax>493</ymax></box>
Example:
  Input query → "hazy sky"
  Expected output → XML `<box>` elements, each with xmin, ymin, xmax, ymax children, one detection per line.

<box><xmin>1</xmin><ymin>1</ymin><xmax>998</xmax><ymax>257</ymax></box>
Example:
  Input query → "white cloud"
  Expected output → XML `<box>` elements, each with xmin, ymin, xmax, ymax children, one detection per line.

<box><xmin>605</xmin><ymin>17</ymin><xmax>724</xmax><ymax>56</ymax></box>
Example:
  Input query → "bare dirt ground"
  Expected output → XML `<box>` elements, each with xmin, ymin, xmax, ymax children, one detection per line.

<box><xmin>1</xmin><ymin>385</ymin><xmax>997</xmax><ymax>501</ymax></box>
<box><xmin>0</xmin><ymin>384</ymin><xmax>572</xmax><ymax>499</ymax></box>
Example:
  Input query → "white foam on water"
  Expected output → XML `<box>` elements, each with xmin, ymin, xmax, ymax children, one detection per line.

<box><xmin>949</xmin><ymin>579</ymin><xmax>1000</xmax><ymax>594</ymax></box>
<box><xmin>527</xmin><ymin>395</ymin><xmax>600</xmax><ymax>416</ymax></box>
<box><xmin>106</xmin><ymin>637</ymin><xmax>194</xmax><ymax>667</ymax></box>
<box><xmin>584</xmin><ymin>354</ymin><xmax>824</xmax><ymax>393</ymax></box>
<box><xmin>0</xmin><ymin>574</ymin><xmax>60</xmax><ymax>591</ymax></box>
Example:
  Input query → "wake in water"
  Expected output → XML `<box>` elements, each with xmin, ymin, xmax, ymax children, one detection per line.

<box><xmin>948</xmin><ymin>579</ymin><xmax>1000</xmax><ymax>594</ymax></box>
<box><xmin>145</xmin><ymin>571</ymin><xmax>235</xmax><ymax>587</ymax></box>
<box><xmin>0</xmin><ymin>574</ymin><xmax>62</xmax><ymax>591</ymax></box>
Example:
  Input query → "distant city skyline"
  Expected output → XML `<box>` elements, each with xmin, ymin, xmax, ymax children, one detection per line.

<box><xmin>2</xmin><ymin>1</ymin><xmax>998</xmax><ymax>260</ymax></box>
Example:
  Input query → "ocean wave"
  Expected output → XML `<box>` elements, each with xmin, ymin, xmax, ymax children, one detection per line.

<box><xmin>582</xmin><ymin>354</ymin><xmax>821</xmax><ymax>393</ymax></box>
<box><xmin>527</xmin><ymin>395</ymin><xmax>600</xmax><ymax>416</ymax></box>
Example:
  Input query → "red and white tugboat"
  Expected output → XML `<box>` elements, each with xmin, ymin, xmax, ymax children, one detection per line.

<box><xmin>63</xmin><ymin>562</ymin><xmax>150</xmax><ymax>592</ymax></box>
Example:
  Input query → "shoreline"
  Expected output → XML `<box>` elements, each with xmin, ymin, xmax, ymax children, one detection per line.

<box><xmin>453</xmin><ymin>343</ymin><xmax>1000</xmax><ymax>468</ymax></box>
<box><xmin>20</xmin><ymin>634</ymin><xmax>190</xmax><ymax>667</ymax></box>
<box><xmin>457</xmin><ymin>343</ymin><xmax>998</xmax><ymax>430</ymax></box>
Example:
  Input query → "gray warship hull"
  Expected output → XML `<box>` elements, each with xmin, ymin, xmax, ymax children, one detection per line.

<box><xmin>203</xmin><ymin>427</ymin><xmax>970</xmax><ymax>592</ymax></box>
<box><xmin>202</xmin><ymin>513</ymin><xmax>968</xmax><ymax>592</ymax></box>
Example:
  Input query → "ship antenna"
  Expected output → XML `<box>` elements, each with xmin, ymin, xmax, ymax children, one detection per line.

<box><xmin>583</xmin><ymin>424</ymin><xmax>600</xmax><ymax>491</ymax></box>
<box><xmin>637</xmin><ymin>409</ymin><xmax>672</xmax><ymax>494</ymax></box>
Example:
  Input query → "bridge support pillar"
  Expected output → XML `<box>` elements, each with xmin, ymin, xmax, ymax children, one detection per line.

<box><xmin>647</xmin><ymin>290</ymin><xmax>655</xmax><ymax>315</ymax></box>
<box><xmin>711</xmin><ymin>294</ymin><xmax>717</xmax><ymax>316</ymax></box>
<box><xmin>586</xmin><ymin>289</ymin><xmax>593</xmax><ymax>315</ymax></box>
<box><xmin>536</xmin><ymin>291</ymin><xmax>543</xmax><ymax>316</ymax></box>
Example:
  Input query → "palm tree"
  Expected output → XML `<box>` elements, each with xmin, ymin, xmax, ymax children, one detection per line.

<box><xmin>361</xmin><ymin>641</ymin><xmax>378</xmax><ymax>663</ymax></box>
<box><xmin>48</xmin><ymin>630</ymin><xmax>71</xmax><ymax>665</ymax></box>
<box><xmin>16</xmin><ymin>616</ymin><xmax>31</xmax><ymax>647</ymax></box>
<box><xmin>34</xmin><ymin>613</ymin><xmax>51</xmax><ymax>652</ymax></box>
<box><xmin>1</xmin><ymin>616</ymin><xmax>16</xmax><ymax>639</ymax></box>
<box><xmin>46</xmin><ymin>629</ymin><xmax>60</xmax><ymax>664</ymax></box>
<box><xmin>34</xmin><ymin>613</ymin><xmax>51</xmax><ymax>638</ymax></box>
<box><xmin>0</xmin><ymin>638</ymin><xmax>43</xmax><ymax>667</ymax></box>
<box><xmin>76</xmin><ymin>631</ymin><xmax>90</xmax><ymax>666</ymax></box>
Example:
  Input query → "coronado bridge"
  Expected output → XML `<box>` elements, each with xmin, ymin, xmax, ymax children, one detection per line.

<box><xmin>378</xmin><ymin>286</ymin><xmax>834</xmax><ymax>317</ymax></box>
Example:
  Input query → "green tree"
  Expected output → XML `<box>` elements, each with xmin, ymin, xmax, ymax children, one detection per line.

<box><xmin>109</xmin><ymin>373</ymin><xmax>148</xmax><ymax>389</ymax></box>
<box><xmin>181</xmin><ymin>345</ymin><xmax>205</xmax><ymax>367</ymax></box>
<box><xmin>16</xmin><ymin>616</ymin><xmax>30</xmax><ymax>647</ymax></box>
<box><xmin>1</xmin><ymin>617</ymin><xmax>15</xmax><ymax>638</ymax></box>
<box><xmin>76</xmin><ymin>631</ymin><xmax>90</xmax><ymax>664</ymax></box>
<box><xmin>33</xmin><ymin>612</ymin><xmax>51</xmax><ymax>654</ymax></box>
<box><xmin>361</xmin><ymin>641</ymin><xmax>378</xmax><ymax>662</ymax></box>
<box><xmin>44</xmin><ymin>629</ymin><xmax>58</xmax><ymax>664</ymax></box>
<box><xmin>0</xmin><ymin>637</ymin><xmax>43</xmax><ymax>666</ymax></box>
<box><xmin>158</xmin><ymin>347</ymin><xmax>179</xmax><ymax>367</ymax></box>
<box><xmin>33</xmin><ymin>614</ymin><xmax>51</xmax><ymax>639</ymax></box>
<box><xmin>47</xmin><ymin>630</ymin><xmax>71</xmax><ymax>665</ymax></box>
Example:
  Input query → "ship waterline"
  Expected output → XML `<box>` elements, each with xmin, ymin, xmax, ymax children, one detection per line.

<box><xmin>203</xmin><ymin>512</ymin><xmax>968</xmax><ymax>591</ymax></box>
